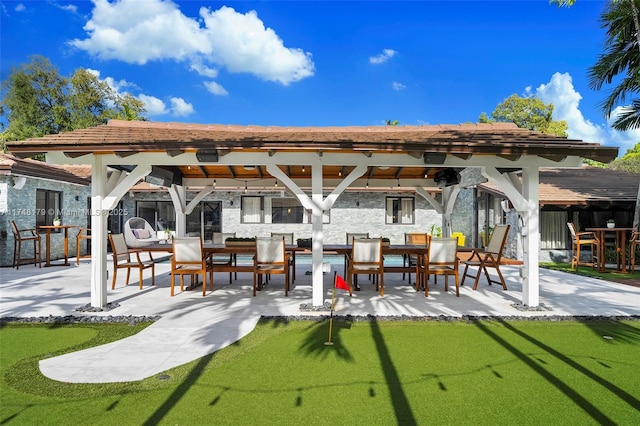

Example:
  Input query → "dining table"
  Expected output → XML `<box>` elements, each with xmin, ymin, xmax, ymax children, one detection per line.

<box><xmin>585</xmin><ymin>227</ymin><xmax>635</xmax><ymax>273</ymax></box>
<box><xmin>37</xmin><ymin>225</ymin><xmax>75</xmax><ymax>267</ymax></box>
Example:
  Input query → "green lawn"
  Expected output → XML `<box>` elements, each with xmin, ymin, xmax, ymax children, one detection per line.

<box><xmin>2</xmin><ymin>319</ymin><xmax>640</xmax><ymax>425</ymax></box>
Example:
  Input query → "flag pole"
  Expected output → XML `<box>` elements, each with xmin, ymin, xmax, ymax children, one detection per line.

<box><xmin>325</xmin><ymin>272</ymin><xmax>337</xmax><ymax>346</ymax></box>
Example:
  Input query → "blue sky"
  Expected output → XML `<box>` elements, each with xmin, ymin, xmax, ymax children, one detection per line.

<box><xmin>2</xmin><ymin>0</ymin><xmax>639</xmax><ymax>155</ymax></box>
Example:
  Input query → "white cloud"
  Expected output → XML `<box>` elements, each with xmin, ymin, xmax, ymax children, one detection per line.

<box><xmin>392</xmin><ymin>81</ymin><xmax>405</xmax><ymax>91</ymax></box>
<box><xmin>15</xmin><ymin>3</ymin><xmax>25</xmax><ymax>12</ymax></box>
<box><xmin>190</xmin><ymin>61</ymin><xmax>219</xmax><ymax>78</ymax></box>
<box><xmin>58</xmin><ymin>4</ymin><xmax>78</xmax><ymax>13</ymax></box>
<box><xmin>138</xmin><ymin>94</ymin><xmax>167</xmax><ymax>115</ymax></box>
<box><xmin>70</xmin><ymin>1</ymin><xmax>314</xmax><ymax>85</ymax></box>
<box><xmin>369</xmin><ymin>49</ymin><xmax>397</xmax><ymax>65</ymax></box>
<box><xmin>204</xmin><ymin>81</ymin><xmax>229</xmax><ymax>96</ymax></box>
<box><xmin>533</xmin><ymin>72</ymin><xmax>638</xmax><ymax>155</ymax></box>
<box><xmin>170</xmin><ymin>97</ymin><xmax>194</xmax><ymax>116</ymax></box>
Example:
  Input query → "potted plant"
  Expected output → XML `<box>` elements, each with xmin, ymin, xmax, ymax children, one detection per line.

<box><xmin>164</xmin><ymin>228</ymin><xmax>172</xmax><ymax>241</ymax></box>
<box><xmin>53</xmin><ymin>217</ymin><xmax>61</xmax><ymax>226</ymax></box>
<box><xmin>607</xmin><ymin>218</ymin><xmax>616</xmax><ymax>228</ymax></box>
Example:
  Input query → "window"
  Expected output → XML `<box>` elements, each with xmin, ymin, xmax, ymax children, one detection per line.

<box><xmin>272</xmin><ymin>198</ymin><xmax>304</xmax><ymax>224</ymax></box>
<box><xmin>385</xmin><ymin>197</ymin><xmax>414</xmax><ymax>224</ymax></box>
<box><xmin>241</xmin><ymin>196</ymin><xmax>263</xmax><ymax>223</ymax></box>
<box><xmin>242</xmin><ymin>196</ymin><xmax>320</xmax><ymax>224</ymax></box>
<box><xmin>36</xmin><ymin>189</ymin><xmax>62</xmax><ymax>228</ymax></box>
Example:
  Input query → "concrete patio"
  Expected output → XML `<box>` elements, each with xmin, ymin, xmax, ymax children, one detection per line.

<box><xmin>1</xmin><ymin>256</ymin><xmax>639</xmax><ymax>384</ymax></box>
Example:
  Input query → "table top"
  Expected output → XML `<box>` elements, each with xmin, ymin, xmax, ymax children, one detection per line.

<box><xmin>38</xmin><ymin>225</ymin><xmax>75</xmax><ymax>230</ymax></box>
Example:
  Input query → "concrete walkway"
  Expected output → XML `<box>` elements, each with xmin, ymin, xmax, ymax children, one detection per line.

<box><xmin>1</xmin><ymin>258</ymin><xmax>639</xmax><ymax>383</ymax></box>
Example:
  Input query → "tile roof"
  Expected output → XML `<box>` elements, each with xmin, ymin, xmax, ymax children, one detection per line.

<box><xmin>6</xmin><ymin>119</ymin><xmax>619</xmax><ymax>163</ymax></box>
<box><xmin>0</xmin><ymin>154</ymin><xmax>90</xmax><ymax>186</ymax></box>
<box><xmin>479</xmin><ymin>166</ymin><xmax>640</xmax><ymax>206</ymax></box>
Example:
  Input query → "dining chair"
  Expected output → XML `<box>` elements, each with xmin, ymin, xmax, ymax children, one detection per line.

<box><xmin>171</xmin><ymin>237</ymin><xmax>212</xmax><ymax>296</ymax></box>
<box><xmin>108</xmin><ymin>233</ymin><xmax>155</xmax><ymax>290</ymax></box>
<box><xmin>253</xmin><ymin>237</ymin><xmax>291</xmax><ymax>296</ymax></box>
<box><xmin>76</xmin><ymin>227</ymin><xmax>91</xmax><ymax>265</ymax></box>
<box><xmin>404</xmin><ymin>232</ymin><xmax>429</xmax><ymax>284</ymax></box>
<box><xmin>629</xmin><ymin>229</ymin><xmax>639</xmax><ymax>272</ymax></box>
<box><xmin>566</xmin><ymin>222</ymin><xmax>599</xmax><ymax>270</ymax></box>
<box><xmin>210</xmin><ymin>232</ymin><xmax>236</xmax><ymax>282</ymax></box>
<box><xmin>345</xmin><ymin>232</ymin><xmax>369</xmax><ymax>284</ymax></box>
<box><xmin>271</xmin><ymin>232</ymin><xmax>296</xmax><ymax>281</ymax></box>
<box><xmin>10</xmin><ymin>220</ymin><xmax>42</xmax><ymax>269</ymax></box>
<box><xmin>348</xmin><ymin>238</ymin><xmax>384</xmax><ymax>295</ymax></box>
<box><xmin>461</xmin><ymin>224</ymin><xmax>510</xmax><ymax>290</ymax></box>
<box><xmin>417</xmin><ymin>235</ymin><xmax>459</xmax><ymax>297</ymax></box>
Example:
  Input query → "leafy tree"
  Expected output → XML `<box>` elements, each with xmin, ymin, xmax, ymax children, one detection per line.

<box><xmin>478</xmin><ymin>94</ymin><xmax>568</xmax><ymax>137</ymax></box>
<box><xmin>68</xmin><ymin>68</ymin><xmax>115</xmax><ymax>130</ymax></box>
<box><xmin>1</xmin><ymin>55</ymin><xmax>147</xmax><ymax>153</ymax></box>
<box><xmin>1</xmin><ymin>55</ymin><xmax>69</xmax><ymax>141</ymax></box>
<box><xmin>610</xmin><ymin>142</ymin><xmax>640</xmax><ymax>173</ymax></box>
<box><xmin>552</xmin><ymin>0</ymin><xmax>640</xmax><ymax>131</ymax></box>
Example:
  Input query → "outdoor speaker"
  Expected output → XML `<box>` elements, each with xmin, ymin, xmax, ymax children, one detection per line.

<box><xmin>195</xmin><ymin>149</ymin><xmax>219</xmax><ymax>162</ymax></box>
<box><xmin>434</xmin><ymin>168</ymin><xmax>461</xmax><ymax>188</ymax></box>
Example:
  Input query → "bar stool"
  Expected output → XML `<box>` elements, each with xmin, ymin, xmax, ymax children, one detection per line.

<box><xmin>10</xmin><ymin>220</ymin><xmax>41</xmax><ymax>269</ymax></box>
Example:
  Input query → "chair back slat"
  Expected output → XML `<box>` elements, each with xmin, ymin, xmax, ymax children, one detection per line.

<box><xmin>109</xmin><ymin>233</ymin><xmax>131</xmax><ymax>263</ymax></box>
<box><xmin>257</xmin><ymin>237</ymin><xmax>285</xmax><ymax>263</ymax></box>
<box><xmin>567</xmin><ymin>222</ymin><xmax>578</xmax><ymax>240</ymax></box>
<box><xmin>486</xmin><ymin>225</ymin><xmax>509</xmax><ymax>255</ymax></box>
<box><xmin>405</xmin><ymin>233</ymin><xmax>428</xmax><ymax>246</ymax></box>
<box><xmin>429</xmin><ymin>237</ymin><xmax>458</xmax><ymax>263</ymax></box>
<box><xmin>173</xmin><ymin>237</ymin><xmax>203</xmax><ymax>262</ymax></box>
<box><xmin>352</xmin><ymin>238</ymin><xmax>382</xmax><ymax>263</ymax></box>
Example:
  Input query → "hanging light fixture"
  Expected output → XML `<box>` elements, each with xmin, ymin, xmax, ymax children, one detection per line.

<box><xmin>244</xmin><ymin>181</ymin><xmax>248</xmax><ymax>193</ymax></box>
<box><xmin>302</xmin><ymin>165</ymin><xmax>305</xmax><ymax>173</ymax></box>
<box><xmin>213</xmin><ymin>179</ymin><xmax>216</xmax><ymax>188</ymax></box>
<box><xmin>274</xmin><ymin>179</ymin><xmax>278</xmax><ymax>188</ymax></box>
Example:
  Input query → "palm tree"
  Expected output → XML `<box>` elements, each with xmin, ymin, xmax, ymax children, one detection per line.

<box><xmin>553</xmin><ymin>0</ymin><xmax>640</xmax><ymax>130</ymax></box>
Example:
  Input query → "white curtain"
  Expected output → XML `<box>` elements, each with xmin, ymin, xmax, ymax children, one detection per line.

<box><xmin>242</xmin><ymin>197</ymin><xmax>261</xmax><ymax>223</ymax></box>
<box><xmin>401</xmin><ymin>199</ymin><xmax>413</xmax><ymax>224</ymax></box>
<box><xmin>386</xmin><ymin>198</ymin><xmax>394</xmax><ymax>223</ymax></box>
<box><xmin>540</xmin><ymin>211</ymin><xmax>568</xmax><ymax>249</ymax></box>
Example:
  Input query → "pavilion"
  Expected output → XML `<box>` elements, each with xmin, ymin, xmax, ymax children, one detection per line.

<box><xmin>6</xmin><ymin>119</ymin><xmax>618</xmax><ymax>309</ymax></box>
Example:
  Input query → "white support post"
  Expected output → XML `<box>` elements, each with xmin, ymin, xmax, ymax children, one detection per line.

<box><xmin>174</xmin><ymin>185</ymin><xmax>187</xmax><ymax>237</ymax></box>
<box><xmin>521</xmin><ymin>167</ymin><xmax>540</xmax><ymax>307</ymax></box>
<box><xmin>90</xmin><ymin>156</ymin><xmax>109</xmax><ymax>308</ymax></box>
<box><xmin>311</xmin><ymin>164</ymin><xmax>325</xmax><ymax>307</ymax></box>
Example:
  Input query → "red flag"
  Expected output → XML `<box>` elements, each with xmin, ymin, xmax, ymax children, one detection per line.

<box><xmin>335</xmin><ymin>275</ymin><xmax>350</xmax><ymax>291</ymax></box>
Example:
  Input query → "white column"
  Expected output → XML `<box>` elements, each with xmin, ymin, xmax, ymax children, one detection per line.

<box><xmin>311</xmin><ymin>164</ymin><xmax>325</xmax><ymax>307</ymax></box>
<box><xmin>521</xmin><ymin>167</ymin><xmax>540</xmax><ymax>307</ymax></box>
<box><xmin>175</xmin><ymin>185</ymin><xmax>187</xmax><ymax>237</ymax></box>
<box><xmin>90</xmin><ymin>155</ymin><xmax>108</xmax><ymax>308</ymax></box>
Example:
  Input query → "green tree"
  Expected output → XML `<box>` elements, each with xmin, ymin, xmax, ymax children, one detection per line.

<box><xmin>107</xmin><ymin>94</ymin><xmax>146</xmax><ymax>121</ymax></box>
<box><xmin>68</xmin><ymin>68</ymin><xmax>115</xmax><ymax>130</ymax></box>
<box><xmin>610</xmin><ymin>142</ymin><xmax>640</xmax><ymax>173</ymax></box>
<box><xmin>1</xmin><ymin>55</ymin><xmax>69</xmax><ymax>141</ymax></box>
<box><xmin>479</xmin><ymin>94</ymin><xmax>568</xmax><ymax>137</ymax></box>
<box><xmin>1</xmin><ymin>55</ymin><xmax>147</xmax><ymax>154</ymax></box>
